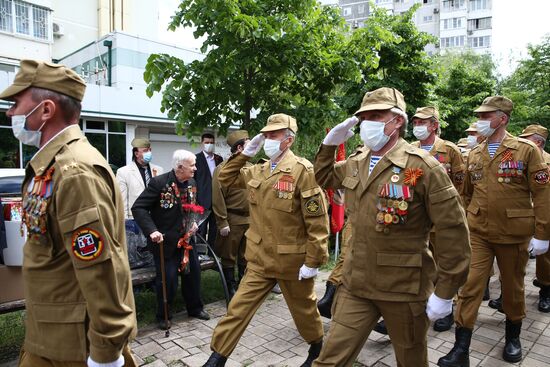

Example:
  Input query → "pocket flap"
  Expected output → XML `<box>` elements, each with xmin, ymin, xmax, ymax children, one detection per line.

<box><xmin>466</xmin><ymin>204</ymin><xmax>480</xmax><ymax>215</ymax></box>
<box><xmin>342</xmin><ymin>177</ymin><xmax>359</xmax><ymax>190</ymax></box>
<box><xmin>58</xmin><ymin>206</ymin><xmax>100</xmax><ymax>234</ymax></box>
<box><xmin>377</xmin><ymin>253</ymin><xmax>422</xmax><ymax>267</ymax></box>
<box><xmin>34</xmin><ymin>303</ymin><xmax>87</xmax><ymax>323</ymax></box>
<box><xmin>301</xmin><ymin>187</ymin><xmax>321</xmax><ymax>198</ymax></box>
<box><xmin>245</xmin><ymin>229</ymin><xmax>262</xmax><ymax>244</ymax></box>
<box><xmin>506</xmin><ymin>208</ymin><xmax>535</xmax><ymax>218</ymax></box>
<box><xmin>430</xmin><ymin>186</ymin><xmax>457</xmax><ymax>204</ymax></box>
<box><xmin>277</xmin><ymin>244</ymin><xmax>306</xmax><ymax>254</ymax></box>
<box><xmin>247</xmin><ymin>179</ymin><xmax>262</xmax><ymax>189</ymax></box>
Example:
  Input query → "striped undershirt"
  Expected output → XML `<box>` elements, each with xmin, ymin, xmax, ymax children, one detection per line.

<box><xmin>420</xmin><ymin>145</ymin><xmax>433</xmax><ymax>152</ymax></box>
<box><xmin>488</xmin><ymin>142</ymin><xmax>500</xmax><ymax>158</ymax></box>
<box><xmin>369</xmin><ymin>156</ymin><xmax>382</xmax><ymax>174</ymax></box>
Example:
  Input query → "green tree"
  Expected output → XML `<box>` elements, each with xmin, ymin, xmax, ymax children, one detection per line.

<box><xmin>144</xmin><ymin>0</ymin><xmax>379</xmax><ymax>139</ymax></box>
<box><xmin>433</xmin><ymin>51</ymin><xmax>496</xmax><ymax>143</ymax></box>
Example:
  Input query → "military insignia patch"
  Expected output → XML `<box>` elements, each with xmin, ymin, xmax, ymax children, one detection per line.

<box><xmin>454</xmin><ymin>172</ymin><xmax>465</xmax><ymax>184</ymax></box>
<box><xmin>534</xmin><ymin>170</ymin><xmax>549</xmax><ymax>185</ymax></box>
<box><xmin>71</xmin><ymin>228</ymin><xmax>104</xmax><ymax>261</ymax></box>
<box><xmin>305</xmin><ymin>198</ymin><xmax>321</xmax><ymax>214</ymax></box>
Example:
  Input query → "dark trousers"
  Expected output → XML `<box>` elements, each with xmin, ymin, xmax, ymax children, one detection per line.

<box><xmin>198</xmin><ymin>211</ymin><xmax>217</xmax><ymax>246</ymax></box>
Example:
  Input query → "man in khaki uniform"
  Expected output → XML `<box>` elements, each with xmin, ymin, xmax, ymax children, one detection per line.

<box><xmin>212</xmin><ymin>130</ymin><xmax>251</xmax><ymax>298</ymax></box>
<box><xmin>313</xmin><ymin>87</ymin><xmax>470</xmax><ymax>367</ymax></box>
<box><xmin>1</xmin><ymin>60</ymin><xmax>137</xmax><ymax>366</ymax></box>
<box><xmin>203</xmin><ymin>114</ymin><xmax>329</xmax><ymax>367</ymax></box>
<box><xmin>518</xmin><ymin>124</ymin><xmax>550</xmax><ymax>313</ymax></box>
<box><xmin>439</xmin><ymin>97</ymin><xmax>550</xmax><ymax>366</ymax></box>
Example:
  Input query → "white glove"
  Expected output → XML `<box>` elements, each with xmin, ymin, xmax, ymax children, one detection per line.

<box><xmin>219</xmin><ymin>226</ymin><xmax>230</xmax><ymax>237</ymax></box>
<box><xmin>87</xmin><ymin>355</ymin><xmax>124</xmax><ymax>367</ymax></box>
<box><xmin>323</xmin><ymin>116</ymin><xmax>359</xmax><ymax>146</ymax></box>
<box><xmin>298</xmin><ymin>264</ymin><xmax>319</xmax><ymax>280</ymax></box>
<box><xmin>242</xmin><ymin>133</ymin><xmax>265</xmax><ymax>157</ymax></box>
<box><xmin>530</xmin><ymin>238</ymin><xmax>549</xmax><ymax>256</ymax></box>
<box><xmin>426</xmin><ymin>293</ymin><xmax>453</xmax><ymax>321</ymax></box>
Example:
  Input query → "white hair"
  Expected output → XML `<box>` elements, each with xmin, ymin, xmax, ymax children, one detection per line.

<box><xmin>285</xmin><ymin>128</ymin><xmax>296</xmax><ymax>138</ymax></box>
<box><xmin>391</xmin><ymin>107</ymin><xmax>409</xmax><ymax>136</ymax></box>
<box><xmin>171</xmin><ymin>149</ymin><xmax>195</xmax><ymax>170</ymax></box>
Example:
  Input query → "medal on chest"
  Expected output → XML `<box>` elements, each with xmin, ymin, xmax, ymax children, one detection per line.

<box><xmin>21</xmin><ymin>167</ymin><xmax>55</xmax><ymax>236</ymax></box>
<box><xmin>273</xmin><ymin>174</ymin><xmax>294</xmax><ymax>199</ymax></box>
<box><xmin>497</xmin><ymin>150</ymin><xmax>524</xmax><ymax>183</ymax></box>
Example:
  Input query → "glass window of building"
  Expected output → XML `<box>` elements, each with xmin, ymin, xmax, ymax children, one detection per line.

<box><xmin>0</xmin><ymin>0</ymin><xmax>51</xmax><ymax>41</ymax></box>
<box><xmin>81</xmin><ymin>119</ymin><xmax>126</xmax><ymax>172</ymax></box>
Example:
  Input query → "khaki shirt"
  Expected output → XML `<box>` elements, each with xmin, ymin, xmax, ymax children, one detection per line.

<box><xmin>544</xmin><ymin>151</ymin><xmax>550</xmax><ymax>166</ymax></box>
<box><xmin>412</xmin><ymin>136</ymin><xmax>466</xmax><ymax>192</ymax></box>
<box><xmin>464</xmin><ymin>133</ymin><xmax>550</xmax><ymax>243</ymax></box>
<box><xmin>217</xmin><ymin>150</ymin><xmax>329</xmax><ymax>279</ymax></box>
<box><xmin>21</xmin><ymin>126</ymin><xmax>137</xmax><ymax>362</ymax></box>
<box><xmin>212</xmin><ymin>159</ymin><xmax>250</xmax><ymax>228</ymax></box>
<box><xmin>315</xmin><ymin>139</ymin><xmax>470</xmax><ymax>301</ymax></box>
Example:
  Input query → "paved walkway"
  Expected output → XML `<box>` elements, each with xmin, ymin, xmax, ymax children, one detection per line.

<box><xmin>131</xmin><ymin>258</ymin><xmax>550</xmax><ymax>367</ymax></box>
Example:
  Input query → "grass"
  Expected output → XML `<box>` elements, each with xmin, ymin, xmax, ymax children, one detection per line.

<box><xmin>0</xmin><ymin>269</ymin><xmax>227</xmax><ymax>362</ymax></box>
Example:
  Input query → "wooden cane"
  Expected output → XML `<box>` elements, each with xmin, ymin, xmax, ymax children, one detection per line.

<box><xmin>159</xmin><ymin>239</ymin><xmax>170</xmax><ymax>337</ymax></box>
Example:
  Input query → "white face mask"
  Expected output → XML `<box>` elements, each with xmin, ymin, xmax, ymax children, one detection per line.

<box><xmin>263</xmin><ymin>138</ymin><xmax>283</xmax><ymax>160</ymax></box>
<box><xmin>360</xmin><ymin>115</ymin><xmax>398</xmax><ymax>152</ymax></box>
<box><xmin>466</xmin><ymin>135</ymin><xmax>478</xmax><ymax>149</ymax></box>
<box><xmin>476</xmin><ymin>120</ymin><xmax>495</xmax><ymax>137</ymax></box>
<box><xmin>11</xmin><ymin>102</ymin><xmax>46</xmax><ymax>148</ymax></box>
<box><xmin>412</xmin><ymin>125</ymin><xmax>431</xmax><ymax>141</ymax></box>
<box><xmin>203</xmin><ymin>143</ymin><xmax>215</xmax><ymax>154</ymax></box>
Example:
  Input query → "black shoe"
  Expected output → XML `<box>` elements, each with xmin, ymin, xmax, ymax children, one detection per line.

<box><xmin>437</xmin><ymin>327</ymin><xmax>472</xmax><ymax>367</ymax></box>
<box><xmin>434</xmin><ymin>311</ymin><xmax>454</xmax><ymax>332</ymax></box>
<box><xmin>300</xmin><ymin>340</ymin><xmax>322</xmax><ymax>367</ymax></box>
<box><xmin>203</xmin><ymin>351</ymin><xmax>227</xmax><ymax>367</ymax></box>
<box><xmin>317</xmin><ymin>281</ymin><xmax>337</xmax><ymax>318</ymax></box>
<box><xmin>488</xmin><ymin>294</ymin><xmax>503</xmax><ymax>313</ymax></box>
<box><xmin>533</xmin><ymin>278</ymin><xmax>543</xmax><ymax>288</ymax></box>
<box><xmin>189</xmin><ymin>310</ymin><xmax>211</xmax><ymax>320</ymax></box>
<box><xmin>538</xmin><ymin>286</ymin><xmax>550</xmax><ymax>313</ymax></box>
<box><xmin>483</xmin><ymin>278</ymin><xmax>491</xmax><ymax>301</ymax></box>
<box><xmin>158</xmin><ymin>319</ymin><xmax>171</xmax><ymax>330</ymax></box>
<box><xmin>373</xmin><ymin>320</ymin><xmax>388</xmax><ymax>335</ymax></box>
<box><xmin>503</xmin><ymin>319</ymin><xmax>522</xmax><ymax>363</ymax></box>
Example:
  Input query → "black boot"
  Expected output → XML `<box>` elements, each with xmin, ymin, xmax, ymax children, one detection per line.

<box><xmin>373</xmin><ymin>319</ymin><xmax>388</xmax><ymax>335</ymax></box>
<box><xmin>483</xmin><ymin>278</ymin><xmax>491</xmax><ymax>301</ymax></box>
<box><xmin>539</xmin><ymin>286</ymin><xmax>550</xmax><ymax>313</ymax></box>
<box><xmin>317</xmin><ymin>281</ymin><xmax>337</xmax><ymax>318</ymax></box>
<box><xmin>203</xmin><ymin>351</ymin><xmax>227</xmax><ymax>367</ymax></box>
<box><xmin>434</xmin><ymin>310</ymin><xmax>454</xmax><ymax>332</ymax></box>
<box><xmin>488</xmin><ymin>294</ymin><xmax>503</xmax><ymax>313</ymax></box>
<box><xmin>437</xmin><ymin>327</ymin><xmax>472</xmax><ymax>367</ymax></box>
<box><xmin>300</xmin><ymin>340</ymin><xmax>322</xmax><ymax>367</ymax></box>
<box><xmin>222</xmin><ymin>268</ymin><xmax>237</xmax><ymax>300</ymax></box>
<box><xmin>503</xmin><ymin>319</ymin><xmax>522</xmax><ymax>362</ymax></box>
<box><xmin>237</xmin><ymin>263</ymin><xmax>246</xmax><ymax>285</ymax></box>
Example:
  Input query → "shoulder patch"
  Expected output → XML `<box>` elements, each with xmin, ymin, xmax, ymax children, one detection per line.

<box><xmin>297</xmin><ymin>157</ymin><xmax>314</xmax><ymax>170</ymax></box>
<box><xmin>304</xmin><ymin>197</ymin><xmax>321</xmax><ymax>214</ymax></box>
<box><xmin>534</xmin><ymin>169</ymin><xmax>549</xmax><ymax>185</ymax></box>
<box><xmin>71</xmin><ymin>227</ymin><xmax>104</xmax><ymax>261</ymax></box>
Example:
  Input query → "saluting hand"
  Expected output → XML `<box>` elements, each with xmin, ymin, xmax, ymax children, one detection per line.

<box><xmin>242</xmin><ymin>133</ymin><xmax>265</xmax><ymax>157</ymax></box>
<box><xmin>150</xmin><ymin>231</ymin><xmax>164</xmax><ymax>243</ymax></box>
<box><xmin>323</xmin><ymin>116</ymin><xmax>359</xmax><ymax>146</ymax></box>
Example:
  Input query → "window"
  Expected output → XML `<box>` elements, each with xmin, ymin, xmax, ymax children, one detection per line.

<box><xmin>442</xmin><ymin>0</ymin><xmax>465</xmax><ymax>11</ymax></box>
<box><xmin>0</xmin><ymin>0</ymin><xmax>50</xmax><ymax>40</ymax></box>
<box><xmin>442</xmin><ymin>17</ymin><xmax>464</xmax><ymax>29</ymax></box>
<box><xmin>343</xmin><ymin>6</ymin><xmax>352</xmax><ymax>16</ymax></box>
<box><xmin>470</xmin><ymin>0</ymin><xmax>489</xmax><ymax>11</ymax></box>
<box><xmin>468</xmin><ymin>36</ymin><xmax>491</xmax><ymax>48</ymax></box>
<box><xmin>358</xmin><ymin>4</ymin><xmax>365</xmax><ymax>14</ymax></box>
<box><xmin>468</xmin><ymin>17</ymin><xmax>491</xmax><ymax>31</ymax></box>
<box><xmin>440</xmin><ymin>36</ymin><xmax>465</xmax><ymax>48</ymax></box>
<box><xmin>423</xmin><ymin>15</ymin><xmax>433</xmax><ymax>23</ymax></box>
<box><xmin>81</xmin><ymin>119</ymin><xmax>127</xmax><ymax>171</ymax></box>
<box><xmin>423</xmin><ymin>0</ymin><xmax>434</xmax><ymax>4</ymax></box>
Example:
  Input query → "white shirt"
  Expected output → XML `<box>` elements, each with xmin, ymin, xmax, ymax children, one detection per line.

<box><xmin>203</xmin><ymin>151</ymin><xmax>216</xmax><ymax>177</ymax></box>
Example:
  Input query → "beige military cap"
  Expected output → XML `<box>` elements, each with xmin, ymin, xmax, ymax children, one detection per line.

<box><xmin>457</xmin><ymin>138</ymin><xmax>468</xmax><ymax>147</ymax></box>
<box><xmin>474</xmin><ymin>96</ymin><xmax>514</xmax><ymax>116</ymax></box>
<box><xmin>413</xmin><ymin>106</ymin><xmax>439</xmax><ymax>120</ymax></box>
<box><xmin>260</xmin><ymin>113</ymin><xmax>298</xmax><ymax>133</ymax></box>
<box><xmin>0</xmin><ymin>59</ymin><xmax>86</xmax><ymax>102</ymax></box>
<box><xmin>465</xmin><ymin>123</ymin><xmax>478</xmax><ymax>132</ymax></box>
<box><xmin>131</xmin><ymin>138</ymin><xmax>151</xmax><ymax>148</ymax></box>
<box><xmin>519</xmin><ymin>124</ymin><xmax>548</xmax><ymax>140</ymax></box>
<box><xmin>227</xmin><ymin>130</ymin><xmax>249</xmax><ymax>146</ymax></box>
<box><xmin>355</xmin><ymin>87</ymin><xmax>406</xmax><ymax>115</ymax></box>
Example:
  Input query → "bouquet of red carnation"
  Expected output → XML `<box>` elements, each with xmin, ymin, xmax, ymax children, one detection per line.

<box><xmin>177</xmin><ymin>203</ymin><xmax>209</xmax><ymax>273</ymax></box>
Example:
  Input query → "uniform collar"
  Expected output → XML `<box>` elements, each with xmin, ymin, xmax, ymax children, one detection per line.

<box><xmin>433</xmin><ymin>136</ymin><xmax>447</xmax><ymax>153</ymax></box>
<box><xmin>263</xmin><ymin>150</ymin><xmax>296</xmax><ymax>177</ymax></box>
<box><xmin>382</xmin><ymin>138</ymin><xmax>410</xmax><ymax>169</ymax></box>
<box><xmin>29</xmin><ymin>125</ymin><xmax>83</xmax><ymax>176</ymax></box>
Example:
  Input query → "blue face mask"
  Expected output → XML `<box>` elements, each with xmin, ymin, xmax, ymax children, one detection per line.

<box><xmin>142</xmin><ymin>151</ymin><xmax>153</xmax><ymax>163</ymax></box>
<box><xmin>11</xmin><ymin>102</ymin><xmax>46</xmax><ymax>148</ymax></box>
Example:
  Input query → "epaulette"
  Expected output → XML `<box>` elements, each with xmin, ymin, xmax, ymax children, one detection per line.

<box><xmin>406</xmin><ymin>146</ymin><xmax>440</xmax><ymax>168</ymax></box>
<box><xmin>297</xmin><ymin>156</ymin><xmax>314</xmax><ymax>170</ymax></box>
<box><xmin>517</xmin><ymin>137</ymin><xmax>538</xmax><ymax>150</ymax></box>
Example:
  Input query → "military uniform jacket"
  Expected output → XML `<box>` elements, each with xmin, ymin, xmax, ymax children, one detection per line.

<box><xmin>132</xmin><ymin>171</ymin><xmax>197</xmax><ymax>259</ymax></box>
<box><xmin>217</xmin><ymin>151</ymin><xmax>329</xmax><ymax>280</ymax></box>
<box><xmin>314</xmin><ymin>139</ymin><xmax>470</xmax><ymax>301</ymax></box>
<box><xmin>463</xmin><ymin>133</ymin><xmax>550</xmax><ymax>243</ymax></box>
<box><xmin>212</xmin><ymin>159</ymin><xmax>250</xmax><ymax>228</ymax></box>
<box><xmin>21</xmin><ymin>125</ymin><xmax>136</xmax><ymax>362</ymax></box>
<box><xmin>116</xmin><ymin>161</ymin><xmax>163</xmax><ymax>219</ymax></box>
<box><xmin>412</xmin><ymin>136</ymin><xmax>466</xmax><ymax>192</ymax></box>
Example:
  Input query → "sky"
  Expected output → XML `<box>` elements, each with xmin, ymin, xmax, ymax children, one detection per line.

<box><xmin>157</xmin><ymin>0</ymin><xmax>550</xmax><ymax>77</ymax></box>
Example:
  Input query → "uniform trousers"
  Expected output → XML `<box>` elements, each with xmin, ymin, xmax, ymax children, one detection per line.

<box><xmin>210</xmin><ymin>268</ymin><xmax>323</xmax><ymax>356</ymax></box>
<box><xmin>536</xmin><ymin>251</ymin><xmax>550</xmax><ymax>286</ymax></box>
<box><xmin>18</xmin><ymin>345</ymin><xmax>136</xmax><ymax>367</ymax></box>
<box><xmin>215</xmin><ymin>223</ymin><xmax>247</xmax><ymax>269</ymax></box>
<box><xmin>313</xmin><ymin>285</ymin><xmax>429</xmax><ymax>367</ymax></box>
<box><xmin>456</xmin><ymin>233</ymin><xmax>529</xmax><ymax>328</ymax></box>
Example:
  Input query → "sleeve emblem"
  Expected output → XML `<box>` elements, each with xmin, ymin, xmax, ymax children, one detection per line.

<box><xmin>71</xmin><ymin>228</ymin><xmax>104</xmax><ymax>261</ymax></box>
<box><xmin>534</xmin><ymin>169</ymin><xmax>549</xmax><ymax>185</ymax></box>
<box><xmin>305</xmin><ymin>198</ymin><xmax>321</xmax><ymax>214</ymax></box>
